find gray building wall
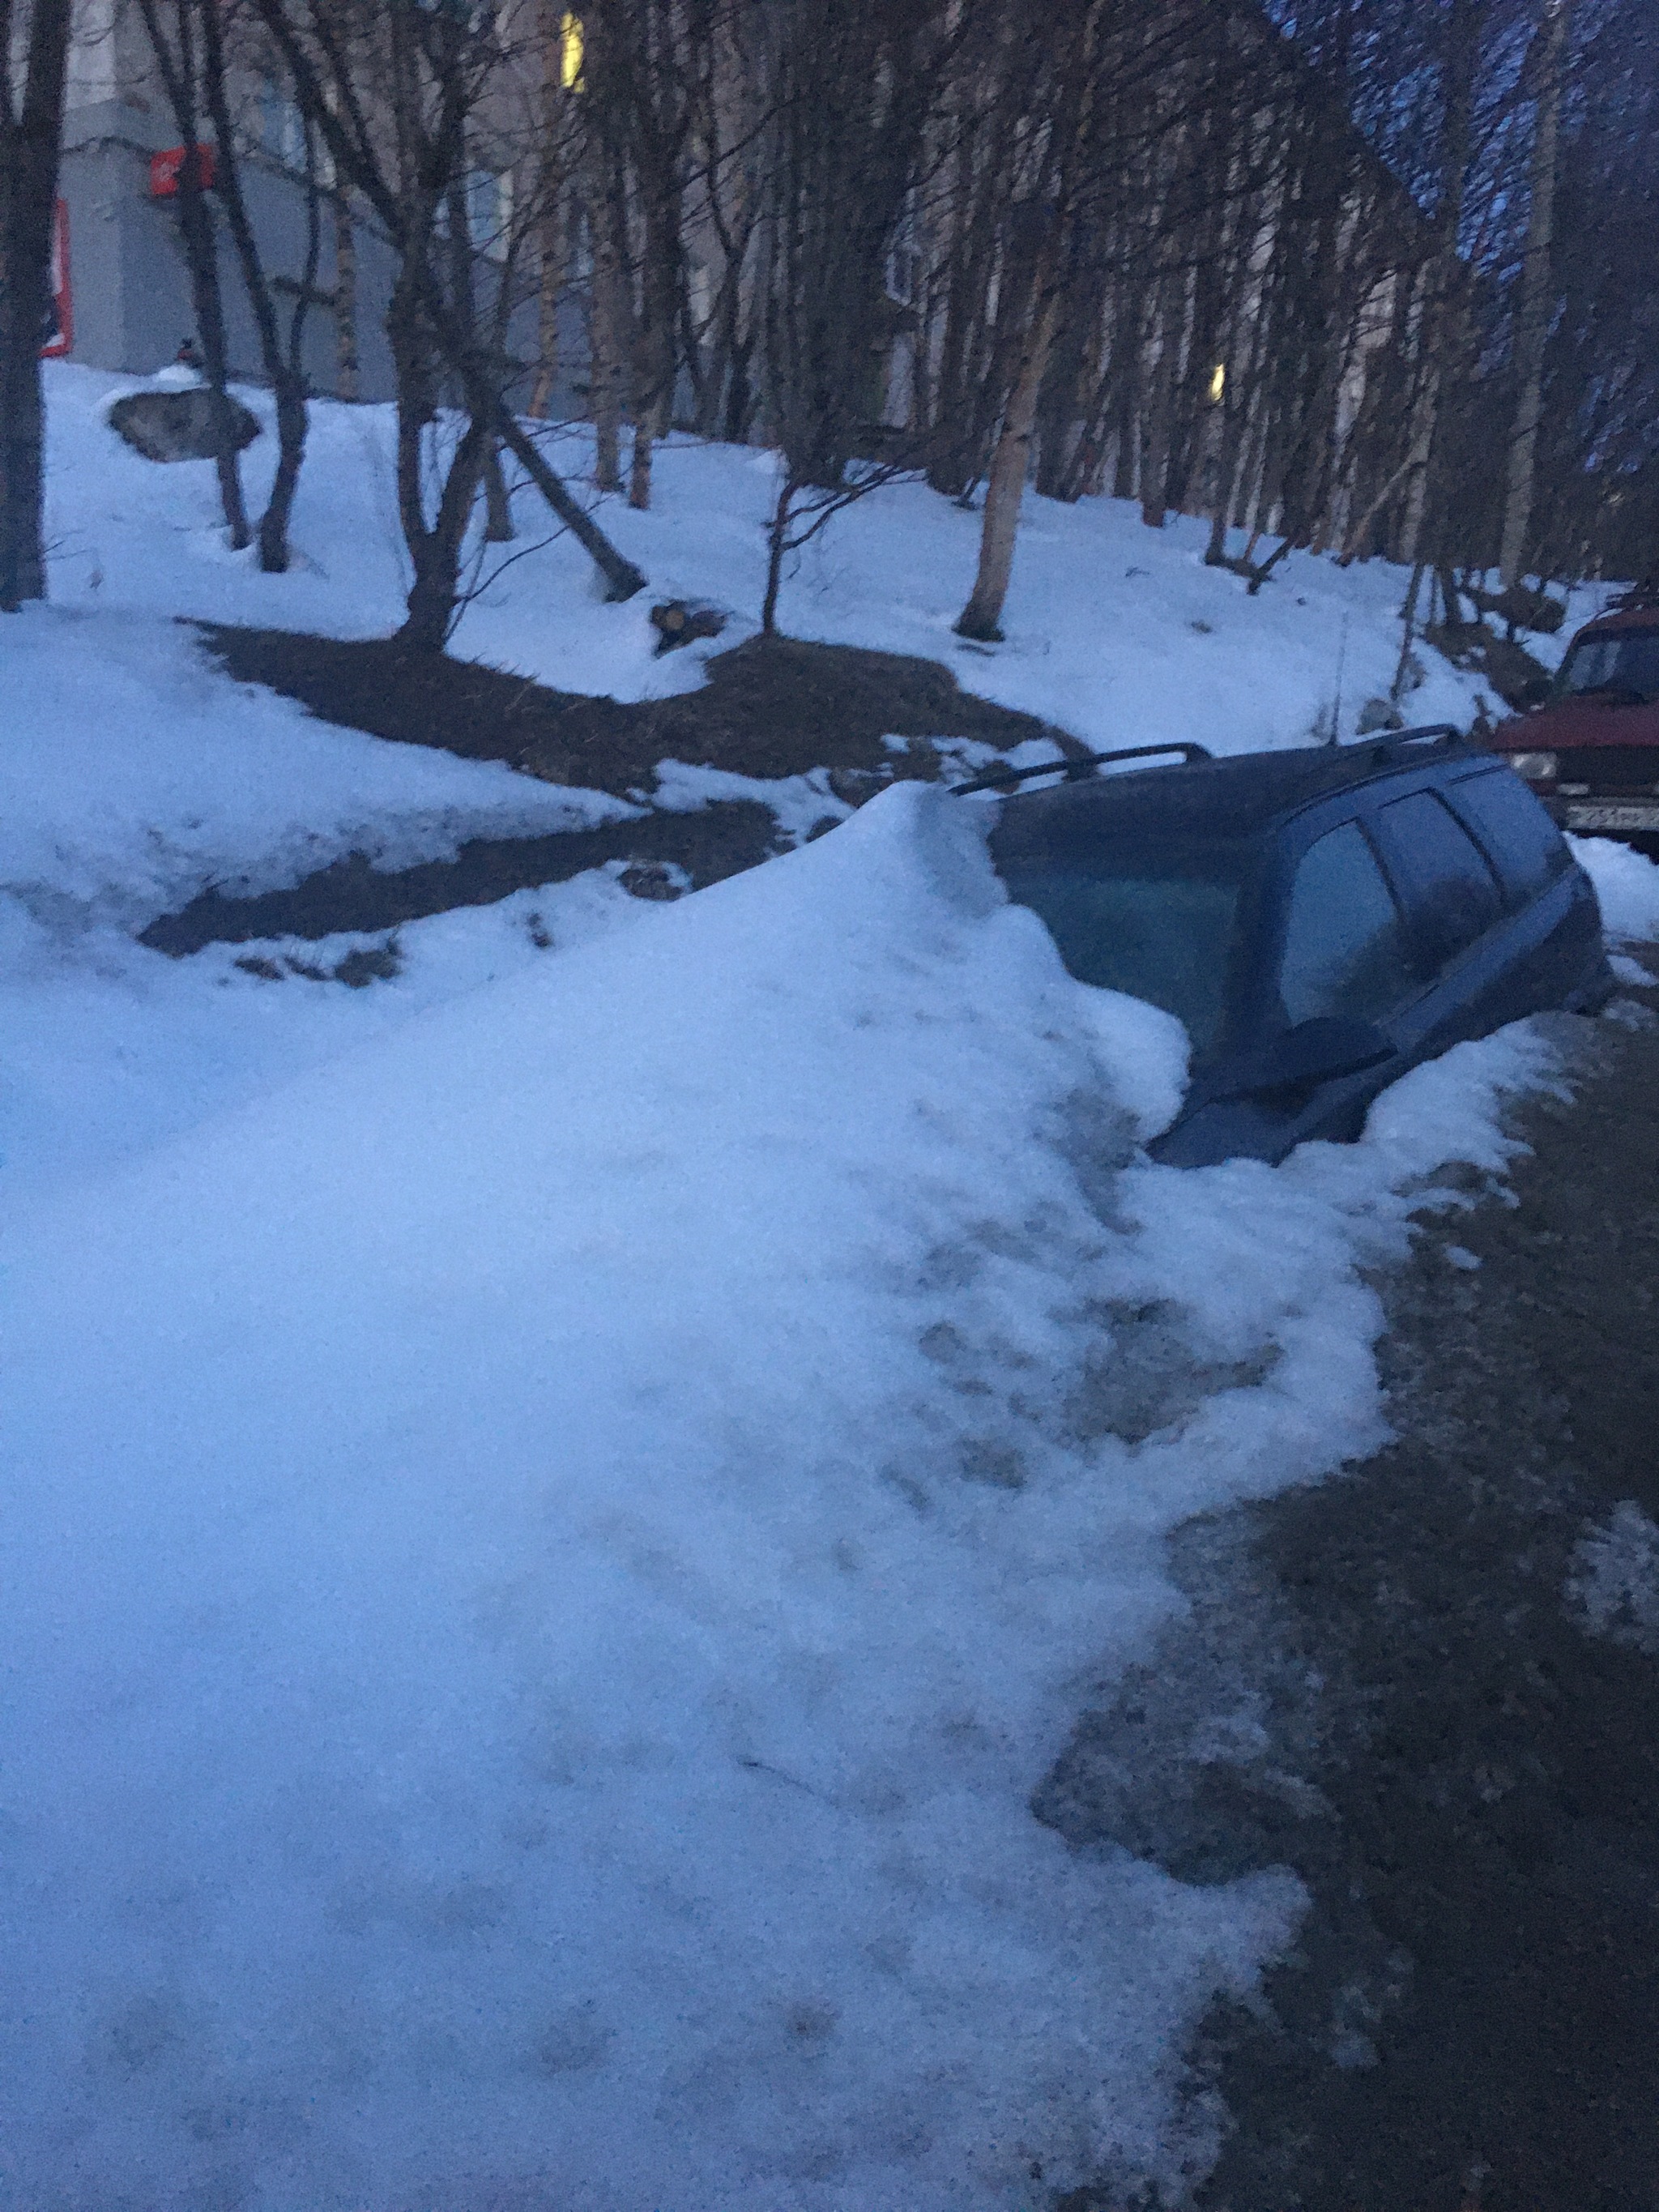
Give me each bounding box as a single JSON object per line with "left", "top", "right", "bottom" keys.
{"left": 58, "top": 100, "right": 401, "bottom": 402}
{"left": 56, "top": 100, "right": 587, "bottom": 425}
{"left": 52, "top": 1, "right": 592, "bottom": 418}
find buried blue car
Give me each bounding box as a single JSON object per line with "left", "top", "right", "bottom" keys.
{"left": 963, "top": 729, "right": 1614, "bottom": 1168}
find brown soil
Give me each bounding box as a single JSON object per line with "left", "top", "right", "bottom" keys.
{"left": 151, "top": 624, "right": 1077, "bottom": 950}
{"left": 139, "top": 801, "right": 786, "bottom": 954}
{"left": 191, "top": 621, "right": 1074, "bottom": 795}
{"left": 1425, "top": 619, "right": 1552, "bottom": 715}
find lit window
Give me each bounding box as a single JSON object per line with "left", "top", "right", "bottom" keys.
{"left": 561, "top": 11, "right": 584, "bottom": 90}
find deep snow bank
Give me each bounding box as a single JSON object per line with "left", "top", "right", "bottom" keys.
{"left": 0, "top": 784, "right": 1567, "bottom": 2208}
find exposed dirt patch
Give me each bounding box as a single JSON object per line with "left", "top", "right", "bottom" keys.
{"left": 1425, "top": 619, "right": 1552, "bottom": 715}
{"left": 140, "top": 801, "right": 784, "bottom": 954}
{"left": 1041, "top": 953, "right": 1659, "bottom": 2212}
{"left": 154, "top": 624, "right": 1077, "bottom": 950}
{"left": 191, "top": 622, "right": 1074, "bottom": 793}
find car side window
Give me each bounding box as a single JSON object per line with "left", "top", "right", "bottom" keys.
{"left": 1443, "top": 770, "right": 1569, "bottom": 903}
{"left": 1376, "top": 789, "right": 1505, "bottom": 974}
{"left": 1279, "top": 821, "right": 1418, "bottom": 1027}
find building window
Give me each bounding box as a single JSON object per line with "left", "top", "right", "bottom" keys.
{"left": 258, "top": 82, "right": 305, "bottom": 170}
{"left": 561, "top": 12, "right": 584, "bottom": 91}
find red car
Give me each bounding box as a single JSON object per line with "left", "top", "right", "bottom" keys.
{"left": 1493, "top": 588, "right": 1659, "bottom": 854}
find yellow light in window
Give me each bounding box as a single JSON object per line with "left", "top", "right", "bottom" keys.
{"left": 560, "top": 11, "right": 584, "bottom": 90}
{"left": 1209, "top": 362, "right": 1226, "bottom": 404}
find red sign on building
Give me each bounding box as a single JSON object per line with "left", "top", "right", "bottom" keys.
{"left": 41, "top": 199, "right": 72, "bottom": 359}
{"left": 149, "top": 143, "right": 217, "bottom": 198}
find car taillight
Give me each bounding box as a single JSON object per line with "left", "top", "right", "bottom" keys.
{"left": 1504, "top": 750, "right": 1558, "bottom": 781}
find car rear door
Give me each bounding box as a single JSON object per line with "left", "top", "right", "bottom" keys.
{"left": 1248, "top": 809, "right": 1419, "bottom": 1150}
{"left": 1157, "top": 804, "right": 1419, "bottom": 1164}
{"left": 1366, "top": 779, "right": 1539, "bottom": 1061}
{"left": 1438, "top": 766, "right": 1610, "bottom": 1012}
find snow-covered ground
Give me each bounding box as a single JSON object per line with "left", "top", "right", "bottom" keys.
{"left": 5, "top": 362, "right": 1659, "bottom": 2209}
{"left": 49, "top": 358, "right": 1491, "bottom": 741}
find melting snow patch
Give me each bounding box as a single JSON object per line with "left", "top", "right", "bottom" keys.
{"left": 1567, "top": 1502, "right": 1659, "bottom": 1655}
{"left": 1571, "top": 835, "right": 1659, "bottom": 946}
{"left": 0, "top": 604, "right": 635, "bottom": 936}
{"left": 644, "top": 754, "right": 853, "bottom": 839}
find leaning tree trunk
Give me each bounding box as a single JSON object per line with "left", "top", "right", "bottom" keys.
{"left": 955, "top": 290, "right": 1060, "bottom": 643}
{"left": 1499, "top": 0, "right": 1570, "bottom": 598}
{"left": 413, "top": 265, "right": 647, "bottom": 604}
{"left": 0, "top": 0, "right": 75, "bottom": 609}
{"left": 198, "top": 0, "right": 319, "bottom": 574}
{"left": 133, "top": 0, "right": 254, "bottom": 551}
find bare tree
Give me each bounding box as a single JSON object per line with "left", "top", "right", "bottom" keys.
{"left": 1499, "top": 0, "right": 1571, "bottom": 598}
{"left": 133, "top": 0, "right": 254, "bottom": 548}
{"left": 743, "top": 0, "right": 946, "bottom": 629}
{"left": 99, "top": 0, "right": 1641, "bottom": 644}
{"left": 250, "top": 0, "right": 643, "bottom": 645}
{"left": 955, "top": 243, "right": 1060, "bottom": 640}
{"left": 584, "top": 0, "right": 697, "bottom": 509}
{"left": 195, "top": 0, "right": 324, "bottom": 571}
{"left": 0, "top": 0, "right": 75, "bottom": 607}
{"left": 332, "top": 185, "right": 361, "bottom": 400}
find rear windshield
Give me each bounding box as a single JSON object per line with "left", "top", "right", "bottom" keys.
{"left": 1445, "top": 769, "right": 1569, "bottom": 901}
{"left": 1556, "top": 630, "right": 1659, "bottom": 705}
{"left": 996, "top": 840, "right": 1250, "bottom": 1056}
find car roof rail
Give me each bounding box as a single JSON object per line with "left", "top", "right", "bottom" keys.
{"left": 1380, "top": 723, "right": 1469, "bottom": 761}
{"left": 1334, "top": 722, "right": 1467, "bottom": 767}
{"left": 950, "top": 740, "right": 1213, "bottom": 796}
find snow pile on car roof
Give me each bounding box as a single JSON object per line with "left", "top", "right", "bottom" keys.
{"left": 0, "top": 780, "right": 1566, "bottom": 2208}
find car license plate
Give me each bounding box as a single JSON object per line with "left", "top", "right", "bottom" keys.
{"left": 1562, "top": 803, "right": 1659, "bottom": 831}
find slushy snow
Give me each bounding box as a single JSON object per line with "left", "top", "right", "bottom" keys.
{"left": 2, "top": 361, "right": 1654, "bottom": 2207}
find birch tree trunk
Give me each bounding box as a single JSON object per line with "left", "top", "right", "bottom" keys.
{"left": 954, "top": 291, "right": 1059, "bottom": 643}
{"left": 527, "top": 0, "right": 567, "bottom": 421}
{"left": 1401, "top": 0, "right": 1478, "bottom": 570}
{"left": 1499, "top": 0, "right": 1570, "bottom": 596}
{"left": 1396, "top": 273, "right": 1443, "bottom": 569}
{"left": 1139, "top": 275, "right": 1183, "bottom": 530}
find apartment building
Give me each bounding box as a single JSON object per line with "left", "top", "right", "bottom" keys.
{"left": 54, "top": 0, "right": 399, "bottom": 395}
{"left": 53, "top": 0, "right": 581, "bottom": 412}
